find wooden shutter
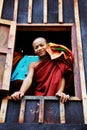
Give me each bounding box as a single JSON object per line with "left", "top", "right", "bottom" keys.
{"left": 0, "top": 19, "right": 16, "bottom": 96}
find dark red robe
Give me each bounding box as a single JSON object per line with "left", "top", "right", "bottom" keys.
{"left": 33, "top": 54, "right": 73, "bottom": 96}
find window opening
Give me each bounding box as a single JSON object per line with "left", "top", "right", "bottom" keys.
{"left": 9, "top": 26, "right": 75, "bottom": 97}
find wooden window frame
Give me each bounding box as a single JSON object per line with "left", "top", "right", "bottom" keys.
{"left": 17, "top": 23, "right": 81, "bottom": 99}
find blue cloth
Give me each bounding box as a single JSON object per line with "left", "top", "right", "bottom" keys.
{"left": 11, "top": 55, "right": 39, "bottom": 81}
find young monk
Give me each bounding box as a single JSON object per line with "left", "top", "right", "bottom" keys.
{"left": 11, "top": 37, "right": 73, "bottom": 103}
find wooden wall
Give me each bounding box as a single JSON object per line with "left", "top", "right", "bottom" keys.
{"left": 0, "top": 0, "right": 87, "bottom": 129}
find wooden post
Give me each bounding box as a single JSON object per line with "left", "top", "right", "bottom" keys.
{"left": 13, "top": 0, "right": 18, "bottom": 21}
{"left": 43, "top": 0, "right": 47, "bottom": 23}
{"left": 60, "top": 101, "right": 65, "bottom": 123}
{"left": 74, "top": 0, "right": 87, "bottom": 124}
{"left": 0, "top": 0, "right": 4, "bottom": 18}
{"left": 19, "top": 98, "right": 26, "bottom": 123}
{"left": 58, "top": 0, "right": 63, "bottom": 23}
{"left": 0, "top": 98, "right": 8, "bottom": 123}
{"left": 38, "top": 99, "right": 44, "bottom": 123}
{"left": 28, "top": 0, "right": 33, "bottom": 23}
{"left": 71, "top": 24, "right": 82, "bottom": 98}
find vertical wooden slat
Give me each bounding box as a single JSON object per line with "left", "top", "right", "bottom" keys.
{"left": 74, "top": 0, "right": 87, "bottom": 124}
{"left": 28, "top": 0, "right": 33, "bottom": 23}
{"left": 60, "top": 101, "right": 65, "bottom": 123}
{"left": 58, "top": 0, "right": 63, "bottom": 23}
{"left": 0, "top": 98, "right": 8, "bottom": 123}
{"left": 43, "top": 0, "right": 47, "bottom": 23}
{"left": 8, "top": 21, "right": 16, "bottom": 48}
{"left": 19, "top": 99, "right": 26, "bottom": 123}
{"left": 38, "top": 99, "right": 44, "bottom": 123}
{"left": 13, "top": 0, "right": 18, "bottom": 21}
{"left": 71, "top": 25, "right": 81, "bottom": 98}
{"left": 0, "top": 0, "right": 4, "bottom": 18}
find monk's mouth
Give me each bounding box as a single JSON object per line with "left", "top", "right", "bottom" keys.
{"left": 38, "top": 51, "right": 44, "bottom": 55}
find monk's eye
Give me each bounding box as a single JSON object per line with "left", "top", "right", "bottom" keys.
{"left": 40, "top": 44, "right": 44, "bottom": 47}
{"left": 34, "top": 46, "right": 38, "bottom": 49}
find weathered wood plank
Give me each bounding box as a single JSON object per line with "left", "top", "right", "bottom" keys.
{"left": 0, "top": 19, "right": 12, "bottom": 25}
{"left": 60, "top": 101, "right": 65, "bottom": 123}
{"left": 0, "top": 26, "right": 9, "bottom": 48}
{"left": 0, "top": 98, "right": 8, "bottom": 123}
{"left": 71, "top": 24, "right": 81, "bottom": 98}
{"left": 58, "top": 0, "right": 63, "bottom": 23}
{"left": 13, "top": 0, "right": 18, "bottom": 21}
{"left": 65, "top": 101, "right": 84, "bottom": 124}
{"left": 63, "top": 0, "right": 74, "bottom": 23}
{"left": 19, "top": 98, "right": 26, "bottom": 123}
{"left": 74, "top": 0, "right": 87, "bottom": 124}
{"left": 0, "top": 47, "right": 9, "bottom": 54}
{"left": 8, "top": 96, "right": 81, "bottom": 101}
{"left": 0, "top": 0, "right": 4, "bottom": 18}
{"left": 28, "top": 0, "right": 33, "bottom": 23}
{"left": 8, "top": 21, "right": 16, "bottom": 48}
{"left": 17, "top": 23, "right": 73, "bottom": 26}
{"left": 43, "top": 0, "right": 47, "bottom": 23}
{"left": 38, "top": 99, "right": 44, "bottom": 123}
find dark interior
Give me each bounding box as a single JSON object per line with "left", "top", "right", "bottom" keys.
{"left": 15, "top": 30, "right": 71, "bottom": 55}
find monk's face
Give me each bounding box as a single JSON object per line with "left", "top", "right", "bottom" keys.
{"left": 32, "top": 38, "right": 47, "bottom": 57}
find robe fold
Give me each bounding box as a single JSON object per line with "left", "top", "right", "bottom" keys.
{"left": 33, "top": 43, "right": 73, "bottom": 96}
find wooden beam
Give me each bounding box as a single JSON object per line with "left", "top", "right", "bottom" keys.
{"left": 0, "top": 0, "right": 4, "bottom": 18}
{"left": 43, "top": 0, "right": 47, "bottom": 23}
{"left": 17, "top": 23, "right": 73, "bottom": 27}
{"left": 0, "top": 47, "right": 9, "bottom": 54}
{"left": 0, "top": 19, "right": 16, "bottom": 26}
{"left": 74, "top": 0, "right": 87, "bottom": 124}
{"left": 0, "top": 19, "right": 12, "bottom": 25}
{"left": 28, "top": 0, "right": 33, "bottom": 23}
{"left": 8, "top": 96, "right": 81, "bottom": 101}
{"left": 58, "top": 0, "right": 63, "bottom": 23}
{"left": 19, "top": 98, "right": 26, "bottom": 123}
{"left": 13, "top": 0, "right": 18, "bottom": 21}
{"left": 0, "top": 98, "right": 8, "bottom": 123}
{"left": 17, "top": 23, "right": 72, "bottom": 32}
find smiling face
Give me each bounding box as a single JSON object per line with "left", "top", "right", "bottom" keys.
{"left": 32, "top": 37, "right": 48, "bottom": 57}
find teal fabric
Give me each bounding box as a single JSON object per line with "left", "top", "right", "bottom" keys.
{"left": 11, "top": 55, "right": 39, "bottom": 81}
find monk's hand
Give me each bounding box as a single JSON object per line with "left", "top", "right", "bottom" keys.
{"left": 56, "top": 91, "right": 70, "bottom": 103}
{"left": 11, "top": 91, "right": 24, "bottom": 101}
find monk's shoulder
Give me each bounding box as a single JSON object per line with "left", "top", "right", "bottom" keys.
{"left": 29, "top": 61, "right": 39, "bottom": 68}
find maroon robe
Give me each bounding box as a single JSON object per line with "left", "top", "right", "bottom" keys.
{"left": 33, "top": 54, "right": 73, "bottom": 96}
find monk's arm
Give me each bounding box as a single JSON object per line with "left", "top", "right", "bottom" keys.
{"left": 58, "top": 77, "right": 65, "bottom": 92}
{"left": 11, "top": 63, "right": 34, "bottom": 100}
{"left": 19, "top": 64, "right": 34, "bottom": 94}
{"left": 56, "top": 77, "right": 70, "bottom": 103}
